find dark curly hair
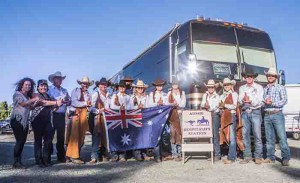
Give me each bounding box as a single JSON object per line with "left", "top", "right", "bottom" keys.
{"left": 15, "top": 77, "right": 36, "bottom": 98}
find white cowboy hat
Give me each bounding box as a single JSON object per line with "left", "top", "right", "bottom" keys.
{"left": 219, "top": 78, "right": 236, "bottom": 87}
{"left": 264, "top": 67, "right": 280, "bottom": 76}
{"left": 204, "top": 79, "right": 219, "bottom": 88}
{"left": 132, "top": 80, "right": 148, "bottom": 88}
{"left": 77, "top": 76, "right": 94, "bottom": 86}
{"left": 48, "top": 71, "right": 66, "bottom": 83}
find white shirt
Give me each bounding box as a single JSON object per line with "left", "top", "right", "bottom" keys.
{"left": 167, "top": 90, "right": 186, "bottom": 109}
{"left": 91, "top": 89, "right": 111, "bottom": 114}
{"left": 110, "top": 92, "right": 132, "bottom": 110}
{"left": 238, "top": 82, "right": 264, "bottom": 109}
{"left": 219, "top": 90, "right": 238, "bottom": 113}
{"left": 147, "top": 91, "right": 168, "bottom": 107}
{"left": 201, "top": 91, "right": 220, "bottom": 113}
{"left": 69, "top": 87, "right": 91, "bottom": 111}
{"left": 47, "top": 85, "right": 70, "bottom": 113}
{"left": 131, "top": 94, "right": 148, "bottom": 109}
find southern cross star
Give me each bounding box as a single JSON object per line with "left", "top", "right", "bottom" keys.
{"left": 121, "top": 133, "right": 131, "bottom": 146}
{"left": 158, "top": 109, "right": 163, "bottom": 113}
{"left": 147, "top": 120, "right": 153, "bottom": 126}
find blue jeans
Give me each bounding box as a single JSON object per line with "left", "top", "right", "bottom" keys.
{"left": 212, "top": 113, "right": 221, "bottom": 158}
{"left": 242, "top": 109, "right": 263, "bottom": 158}
{"left": 228, "top": 114, "right": 237, "bottom": 160}
{"left": 91, "top": 133, "right": 100, "bottom": 160}
{"left": 171, "top": 144, "right": 182, "bottom": 158}
{"left": 264, "top": 111, "right": 290, "bottom": 161}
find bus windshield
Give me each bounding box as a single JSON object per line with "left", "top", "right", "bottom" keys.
{"left": 191, "top": 23, "right": 276, "bottom": 81}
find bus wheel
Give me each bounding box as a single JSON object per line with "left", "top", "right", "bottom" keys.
{"left": 292, "top": 132, "right": 300, "bottom": 140}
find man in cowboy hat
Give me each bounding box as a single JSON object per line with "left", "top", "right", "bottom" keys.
{"left": 88, "top": 77, "right": 111, "bottom": 164}
{"left": 262, "top": 67, "right": 290, "bottom": 166}
{"left": 110, "top": 80, "right": 132, "bottom": 162}
{"left": 201, "top": 79, "right": 221, "bottom": 161}
{"left": 147, "top": 78, "right": 169, "bottom": 162}
{"left": 47, "top": 71, "right": 70, "bottom": 163}
{"left": 66, "top": 76, "right": 94, "bottom": 164}
{"left": 238, "top": 67, "right": 264, "bottom": 165}
{"left": 121, "top": 76, "right": 135, "bottom": 95}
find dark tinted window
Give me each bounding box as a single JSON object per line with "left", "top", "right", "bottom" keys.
{"left": 192, "top": 23, "right": 236, "bottom": 44}
{"left": 236, "top": 29, "right": 273, "bottom": 50}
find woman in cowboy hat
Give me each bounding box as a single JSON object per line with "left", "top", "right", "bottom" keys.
{"left": 88, "top": 77, "right": 111, "bottom": 164}
{"left": 66, "top": 76, "right": 94, "bottom": 164}
{"left": 110, "top": 80, "right": 132, "bottom": 162}
{"left": 218, "top": 78, "right": 238, "bottom": 164}
{"left": 130, "top": 79, "right": 150, "bottom": 161}
{"left": 147, "top": 78, "right": 168, "bottom": 162}
{"left": 201, "top": 79, "right": 221, "bottom": 161}
{"left": 166, "top": 77, "right": 186, "bottom": 161}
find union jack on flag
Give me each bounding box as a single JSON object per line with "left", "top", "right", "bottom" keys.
{"left": 104, "top": 108, "right": 142, "bottom": 129}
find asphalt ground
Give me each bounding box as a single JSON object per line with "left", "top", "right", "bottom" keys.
{"left": 0, "top": 133, "right": 299, "bottom": 183}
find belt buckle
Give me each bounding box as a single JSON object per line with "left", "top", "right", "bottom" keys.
{"left": 246, "top": 109, "right": 252, "bottom": 113}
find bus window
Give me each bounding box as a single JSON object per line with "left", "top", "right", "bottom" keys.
{"left": 191, "top": 23, "right": 238, "bottom": 63}
{"left": 236, "top": 29, "right": 273, "bottom": 50}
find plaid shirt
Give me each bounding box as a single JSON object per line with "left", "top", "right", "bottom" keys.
{"left": 263, "top": 83, "right": 288, "bottom": 111}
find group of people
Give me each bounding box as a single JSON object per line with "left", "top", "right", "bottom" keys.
{"left": 9, "top": 66, "right": 290, "bottom": 169}
{"left": 202, "top": 67, "right": 290, "bottom": 166}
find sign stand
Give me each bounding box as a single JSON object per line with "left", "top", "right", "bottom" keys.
{"left": 181, "top": 110, "right": 214, "bottom": 165}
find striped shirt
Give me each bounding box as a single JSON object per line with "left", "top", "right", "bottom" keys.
{"left": 263, "top": 83, "right": 288, "bottom": 111}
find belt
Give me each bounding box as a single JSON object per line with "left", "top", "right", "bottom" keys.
{"left": 53, "top": 112, "right": 65, "bottom": 115}
{"left": 264, "top": 110, "right": 281, "bottom": 115}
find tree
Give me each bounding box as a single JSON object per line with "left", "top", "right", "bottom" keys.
{"left": 0, "top": 101, "right": 10, "bottom": 120}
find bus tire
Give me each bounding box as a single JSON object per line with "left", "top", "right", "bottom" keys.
{"left": 292, "top": 132, "right": 300, "bottom": 140}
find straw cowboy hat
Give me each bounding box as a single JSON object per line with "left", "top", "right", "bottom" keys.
{"left": 220, "top": 78, "right": 236, "bottom": 87}
{"left": 204, "top": 79, "right": 219, "bottom": 88}
{"left": 264, "top": 67, "right": 280, "bottom": 77}
{"left": 241, "top": 66, "right": 258, "bottom": 78}
{"left": 95, "top": 77, "right": 109, "bottom": 86}
{"left": 132, "top": 80, "right": 148, "bottom": 88}
{"left": 152, "top": 78, "right": 166, "bottom": 86}
{"left": 77, "top": 76, "right": 94, "bottom": 86}
{"left": 48, "top": 71, "right": 66, "bottom": 83}
{"left": 121, "top": 76, "right": 134, "bottom": 82}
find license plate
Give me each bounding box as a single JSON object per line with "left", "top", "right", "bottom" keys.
{"left": 212, "top": 63, "right": 231, "bottom": 75}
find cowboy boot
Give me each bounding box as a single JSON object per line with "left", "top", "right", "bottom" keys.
{"left": 12, "top": 157, "right": 18, "bottom": 169}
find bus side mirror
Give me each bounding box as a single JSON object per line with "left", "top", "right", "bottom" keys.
{"left": 279, "top": 70, "right": 286, "bottom": 86}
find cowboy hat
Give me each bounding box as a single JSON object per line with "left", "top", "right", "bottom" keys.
{"left": 241, "top": 66, "right": 258, "bottom": 78}
{"left": 48, "top": 71, "right": 66, "bottom": 83}
{"left": 204, "top": 79, "right": 219, "bottom": 88}
{"left": 219, "top": 78, "right": 236, "bottom": 87}
{"left": 264, "top": 67, "right": 280, "bottom": 77}
{"left": 121, "top": 76, "right": 134, "bottom": 82}
{"left": 132, "top": 80, "right": 148, "bottom": 88}
{"left": 77, "top": 76, "right": 94, "bottom": 86}
{"left": 95, "top": 77, "right": 109, "bottom": 86}
{"left": 118, "top": 80, "right": 126, "bottom": 87}
{"left": 152, "top": 78, "right": 166, "bottom": 86}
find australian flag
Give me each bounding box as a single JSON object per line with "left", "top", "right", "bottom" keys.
{"left": 104, "top": 105, "right": 173, "bottom": 152}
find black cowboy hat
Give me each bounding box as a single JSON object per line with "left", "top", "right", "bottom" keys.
{"left": 152, "top": 78, "right": 166, "bottom": 86}
{"left": 241, "top": 66, "right": 258, "bottom": 78}
{"left": 95, "top": 77, "right": 109, "bottom": 86}
{"left": 121, "top": 76, "right": 134, "bottom": 82}
{"left": 118, "top": 80, "right": 126, "bottom": 87}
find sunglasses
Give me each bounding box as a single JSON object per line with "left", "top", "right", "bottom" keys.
{"left": 267, "top": 75, "right": 276, "bottom": 78}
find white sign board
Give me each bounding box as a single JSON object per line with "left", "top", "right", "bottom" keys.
{"left": 182, "top": 110, "right": 212, "bottom": 138}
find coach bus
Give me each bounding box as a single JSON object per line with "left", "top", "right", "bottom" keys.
{"left": 109, "top": 18, "right": 285, "bottom": 109}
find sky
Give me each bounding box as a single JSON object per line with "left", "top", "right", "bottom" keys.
{"left": 0, "top": 0, "right": 299, "bottom": 104}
